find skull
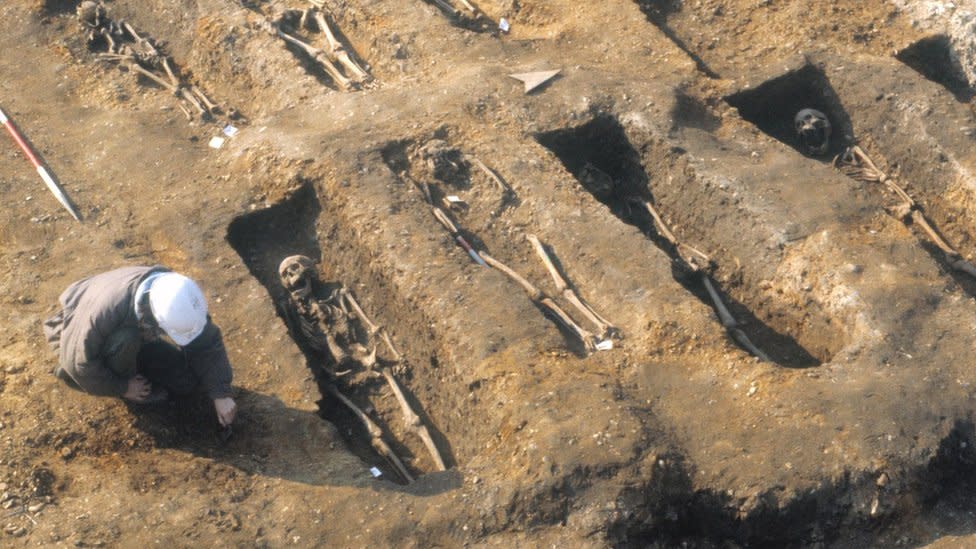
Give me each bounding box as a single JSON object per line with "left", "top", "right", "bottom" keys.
{"left": 579, "top": 162, "right": 616, "bottom": 199}
{"left": 419, "top": 139, "right": 467, "bottom": 183}
{"left": 278, "top": 255, "right": 317, "bottom": 299}
{"left": 794, "top": 108, "right": 832, "bottom": 156}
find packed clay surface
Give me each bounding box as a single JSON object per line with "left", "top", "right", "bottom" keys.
{"left": 5, "top": 1, "right": 976, "bottom": 547}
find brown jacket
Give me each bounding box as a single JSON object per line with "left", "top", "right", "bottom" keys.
{"left": 43, "top": 266, "right": 233, "bottom": 399}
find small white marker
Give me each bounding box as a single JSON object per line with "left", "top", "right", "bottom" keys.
{"left": 499, "top": 18, "right": 510, "bottom": 33}
{"left": 369, "top": 467, "right": 382, "bottom": 477}
{"left": 446, "top": 195, "right": 463, "bottom": 203}
{"left": 222, "top": 124, "right": 239, "bottom": 137}
{"left": 508, "top": 69, "right": 561, "bottom": 94}
{"left": 208, "top": 136, "right": 225, "bottom": 149}
{"left": 595, "top": 339, "right": 613, "bottom": 351}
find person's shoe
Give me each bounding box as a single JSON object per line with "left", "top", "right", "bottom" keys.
{"left": 140, "top": 386, "right": 170, "bottom": 404}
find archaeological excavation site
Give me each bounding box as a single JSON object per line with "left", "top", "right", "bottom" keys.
{"left": 7, "top": 0, "right": 976, "bottom": 546}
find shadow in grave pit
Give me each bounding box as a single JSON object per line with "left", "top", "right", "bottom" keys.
{"left": 897, "top": 35, "right": 975, "bottom": 103}
{"left": 725, "top": 63, "right": 854, "bottom": 160}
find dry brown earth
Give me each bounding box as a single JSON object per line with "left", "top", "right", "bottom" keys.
{"left": 4, "top": 0, "right": 976, "bottom": 547}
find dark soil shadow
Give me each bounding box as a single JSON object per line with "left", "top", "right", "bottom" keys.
{"left": 903, "top": 420, "right": 976, "bottom": 544}
{"left": 897, "top": 35, "right": 975, "bottom": 103}
{"left": 41, "top": 0, "right": 78, "bottom": 15}
{"left": 609, "top": 421, "right": 976, "bottom": 547}
{"left": 671, "top": 89, "right": 721, "bottom": 133}
{"left": 725, "top": 63, "right": 854, "bottom": 160}
{"left": 919, "top": 239, "right": 976, "bottom": 297}
{"left": 123, "top": 387, "right": 459, "bottom": 494}
{"left": 537, "top": 115, "right": 820, "bottom": 367}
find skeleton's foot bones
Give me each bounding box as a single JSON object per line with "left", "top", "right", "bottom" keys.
{"left": 423, "top": 0, "right": 492, "bottom": 31}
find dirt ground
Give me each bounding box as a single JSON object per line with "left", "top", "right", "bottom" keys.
{"left": 5, "top": 0, "right": 976, "bottom": 547}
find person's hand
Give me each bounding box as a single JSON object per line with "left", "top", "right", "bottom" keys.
{"left": 214, "top": 397, "right": 237, "bottom": 427}
{"left": 123, "top": 375, "right": 151, "bottom": 402}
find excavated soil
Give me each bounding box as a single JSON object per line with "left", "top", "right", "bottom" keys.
{"left": 6, "top": 0, "right": 976, "bottom": 547}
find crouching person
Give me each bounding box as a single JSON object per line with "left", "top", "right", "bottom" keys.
{"left": 43, "top": 266, "right": 237, "bottom": 427}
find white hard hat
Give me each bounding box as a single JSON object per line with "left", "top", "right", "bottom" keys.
{"left": 148, "top": 273, "right": 208, "bottom": 346}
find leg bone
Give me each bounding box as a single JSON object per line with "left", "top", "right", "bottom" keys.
{"left": 702, "top": 275, "right": 772, "bottom": 362}
{"left": 625, "top": 198, "right": 768, "bottom": 361}
{"left": 325, "top": 384, "right": 414, "bottom": 483}
{"left": 269, "top": 22, "right": 354, "bottom": 90}
{"left": 110, "top": 57, "right": 207, "bottom": 117}
{"left": 472, "top": 157, "right": 514, "bottom": 195}
{"left": 339, "top": 288, "right": 403, "bottom": 364}
{"left": 159, "top": 58, "right": 180, "bottom": 89}
{"left": 337, "top": 289, "right": 447, "bottom": 469}
{"left": 430, "top": 0, "right": 462, "bottom": 17}
{"left": 122, "top": 22, "right": 160, "bottom": 59}
{"left": 526, "top": 234, "right": 619, "bottom": 340}
{"left": 456, "top": 0, "right": 480, "bottom": 15}
{"left": 471, "top": 158, "right": 517, "bottom": 216}
{"left": 191, "top": 85, "right": 219, "bottom": 113}
{"left": 176, "top": 102, "right": 192, "bottom": 121}
{"left": 379, "top": 368, "right": 447, "bottom": 471}
{"left": 480, "top": 252, "right": 597, "bottom": 354}
{"left": 635, "top": 199, "right": 712, "bottom": 272}
{"left": 311, "top": 10, "right": 371, "bottom": 84}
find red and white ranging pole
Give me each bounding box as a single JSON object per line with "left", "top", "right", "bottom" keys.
{"left": 0, "top": 106, "right": 81, "bottom": 221}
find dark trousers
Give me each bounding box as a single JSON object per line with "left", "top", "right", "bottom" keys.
{"left": 103, "top": 327, "right": 199, "bottom": 396}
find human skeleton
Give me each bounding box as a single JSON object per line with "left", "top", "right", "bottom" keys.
{"left": 277, "top": 255, "right": 445, "bottom": 482}
{"left": 77, "top": 1, "right": 221, "bottom": 121}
